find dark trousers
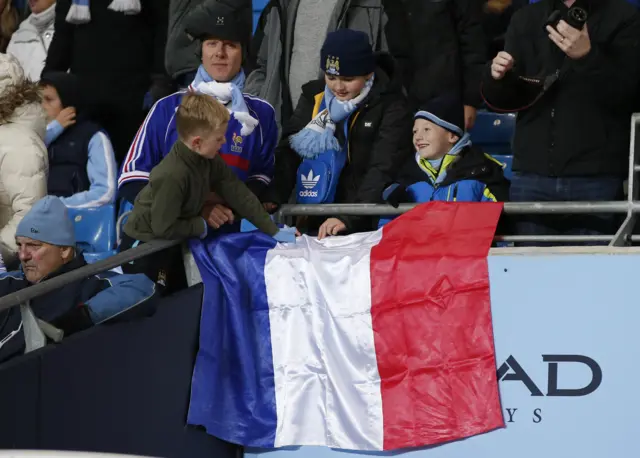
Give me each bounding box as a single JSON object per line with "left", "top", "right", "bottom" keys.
{"left": 509, "top": 172, "right": 624, "bottom": 246}
{"left": 120, "top": 234, "right": 187, "bottom": 296}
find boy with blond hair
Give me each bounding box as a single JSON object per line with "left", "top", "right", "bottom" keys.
{"left": 123, "top": 93, "right": 284, "bottom": 290}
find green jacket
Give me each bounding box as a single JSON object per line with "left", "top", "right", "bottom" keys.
{"left": 124, "top": 141, "right": 279, "bottom": 242}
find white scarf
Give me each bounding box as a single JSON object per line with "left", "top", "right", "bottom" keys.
{"left": 30, "top": 3, "right": 56, "bottom": 33}
{"left": 195, "top": 81, "right": 259, "bottom": 136}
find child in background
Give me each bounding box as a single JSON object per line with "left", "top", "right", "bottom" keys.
{"left": 123, "top": 93, "right": 290, "bottom": 291}
{"left": 379, "top": 94, "right": 509, "bottom": 227}
{"left": 40, "top": 72, "right": 117, "bottom": 208}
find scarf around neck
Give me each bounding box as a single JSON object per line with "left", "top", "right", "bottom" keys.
{"left": 66, "top": 0, "right": 141, "bottom": 25}
{"left": 417, "top": 133, "right": 472, "bottom": 185}
{"left": 290, "top": 75, "right": 374, "bottom": 159}
{"left": 30, "top": 3, "right": 56, "bottom": 32}
{"left": 192, "top": 66, "right": 259, "bottom": 136}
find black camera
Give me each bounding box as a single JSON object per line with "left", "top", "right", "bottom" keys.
{"left": 545, "top": 6, "right": 588, "bottom": 31}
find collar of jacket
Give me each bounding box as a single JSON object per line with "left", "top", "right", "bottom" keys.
{"left": 437, "top": 147, "right": 507, "bottom": 188}
{"left": 174, "top": 140, "right": 211, "bottom": 168}
{"left": 24, "top": 252, "right": 87, "bottom": 286}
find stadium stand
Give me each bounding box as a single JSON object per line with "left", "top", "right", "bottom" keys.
{"left": 67, "top": 205, "right": 117, "bottom": 264}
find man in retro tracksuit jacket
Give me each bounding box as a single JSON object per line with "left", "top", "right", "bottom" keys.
{"left": 118, "top": 0, "right": 278, "bottom": 227}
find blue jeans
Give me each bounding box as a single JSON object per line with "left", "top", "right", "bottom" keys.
{"left": 509, "top": 173, "right": 624, "bottom": 246}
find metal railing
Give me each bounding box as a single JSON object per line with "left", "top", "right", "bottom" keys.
{"left": 274, "top": 113, "right": 640, "bottom": 247}
{"left": 3, "top": 114, "right": 640, "bottom": 356}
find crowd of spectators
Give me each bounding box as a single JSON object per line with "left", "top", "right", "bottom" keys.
{"left": 0, "top": 0, "right": 638, "bottom": 349}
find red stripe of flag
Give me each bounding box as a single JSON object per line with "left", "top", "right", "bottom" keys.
{"left": 370, "top": 201, "right": 505, "bottom": 450}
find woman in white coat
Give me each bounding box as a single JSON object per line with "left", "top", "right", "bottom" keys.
{"left": 0, "top": 53, "right": 48, "bottom": 265}
{"left": 7, "top": 0, "right": 56, "bottom": 81}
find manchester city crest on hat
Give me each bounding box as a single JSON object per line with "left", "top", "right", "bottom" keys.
{"left": 325, "top": 56, "right": 340, "bottom": 76}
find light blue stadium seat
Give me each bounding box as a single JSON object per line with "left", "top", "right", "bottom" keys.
{"left": 470, "top": 111, "right": 516, "bottom": 155}
{"left": 492, "top": 154, "right": 514, "bottom": 181}
{"left": 67, "top": 204, "right": 117, "bottom": 264}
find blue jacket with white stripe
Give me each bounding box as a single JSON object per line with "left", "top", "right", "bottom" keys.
{"left": 118, "top": 71, "right": 278, "bottom": 202}
{"left": 45, "top": 120, "right": 118, "bottom": 209}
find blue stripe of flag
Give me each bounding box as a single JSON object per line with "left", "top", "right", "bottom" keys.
{"left": 188, "top": 232, "right": 278, "bottom": 447}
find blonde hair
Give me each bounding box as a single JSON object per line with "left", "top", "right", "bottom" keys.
{"left": 176, "top": 92, "right": 230, "bottom": 141}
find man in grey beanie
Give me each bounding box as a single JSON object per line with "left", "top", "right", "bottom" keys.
{"left": 0, "top": 196, "right": 157, "bottom": 364}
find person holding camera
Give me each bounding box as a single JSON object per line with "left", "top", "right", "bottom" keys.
{"left": 483, "top": 0, "right": 640, "bottom": 245}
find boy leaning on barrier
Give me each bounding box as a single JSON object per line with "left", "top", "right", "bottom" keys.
{"left": 122, "top": 93, "right": 292, "bottom": 291}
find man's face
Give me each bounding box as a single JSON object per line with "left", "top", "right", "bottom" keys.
{"left": 29, "top": 0, "right": 56, "bottom": 14}
{"left": 16, "top": 236, "right": 73, "bottom": 284}
{"left": 201, "top": 39, "right": 243, "bottom": 82}
{"left": 41, "top": 85, "right": 63, "bottom": 123}
{"left": 413, "top": 118, "right": 459, "bottom": 160}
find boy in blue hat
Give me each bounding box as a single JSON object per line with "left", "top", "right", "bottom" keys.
{"left": 379, "top": 94, "right": 509, "bottom": 227}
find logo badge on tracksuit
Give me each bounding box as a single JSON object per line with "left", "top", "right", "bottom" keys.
{"left": 299, "top": 170, "right": 320, "bottom": 197}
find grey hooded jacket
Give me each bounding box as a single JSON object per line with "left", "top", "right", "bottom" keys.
{"left": 245, "top": 0, "right": 388, "bottom": 129}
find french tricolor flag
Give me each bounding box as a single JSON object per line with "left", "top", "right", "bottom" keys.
{"left": 188, "top": 203, "right": 505, "bottom": 451}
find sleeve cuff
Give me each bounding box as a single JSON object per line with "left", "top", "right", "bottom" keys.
{"left": 571, "top": 46, "right": 600, "bottom": 74}
{"left": 200, "top": 218, "right": 208, "bottom": 239}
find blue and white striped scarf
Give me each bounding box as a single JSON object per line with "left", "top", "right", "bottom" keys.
{"left": 290, "top": 76, "right": 374, "bottom": 159}
{"left": 66, "top": 0, "right": 141, "bottom": 25}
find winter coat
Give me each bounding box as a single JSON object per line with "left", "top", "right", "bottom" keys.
{"left": 481, "top": 0, "right": 640, "bottom": 177}
{"left": 0, "top": 254, "right": 157, "bottom": 364}
{"left": 245, "top": 0, "right": 388, "bottom": 127}
{"left": 6, "top": 3, "right": 55, "bottom": 81}
{"left": 379, "top": 145, "right": 509, "bottom": 226}
{"left": 43, "top": 0, "right": 169, "bottom": 107}
{"left": 45, "top": 120, "right": 117, "bottom": 208}
{"left": 0, "top": 54, "right": 48, "bottom": 265}
{"left": 264, "top": 53, "right": 413, "bottom": 233}
{"left": 125, "top": 140, "right": 278, "bottom": 242}
{"left": 383, "top": 0, "right": 487, "bottom": 109}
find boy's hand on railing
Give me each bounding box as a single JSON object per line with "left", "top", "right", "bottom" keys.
{"left": 202, "top": 204, "right": 235, "bottom": 229}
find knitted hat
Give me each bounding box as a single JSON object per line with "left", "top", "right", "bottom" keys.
{"left": 414, "top": 94, "right": 465, "bottom": 137}
{"left": 185, "top": 0, "right": 252, "bottom": 45}
{"left": 320, "top": 29, "right": 375, "bottom": 77}
{"left": 16, "top": 196, "right": 76, "bottom": 247}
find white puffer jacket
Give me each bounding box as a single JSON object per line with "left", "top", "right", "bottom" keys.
{"left": 6, "top": 3, "right": 56, "bottom": 82}
{"left": 0, "top": 54, "right": 48, "bottom": 264}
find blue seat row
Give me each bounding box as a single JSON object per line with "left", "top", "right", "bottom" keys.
{"left": 67, "top": 204, "right": 117, "bottom": 264}
{"left": 469, "top": 110, "right": 516, "bottom": 180}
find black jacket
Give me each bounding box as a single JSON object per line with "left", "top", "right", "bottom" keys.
{"left": 383, "top": 0, "right": 487, "bottom": 108}
{"left": 264, "top": 53, "right": 413, "bottom": 232}
{"left": 0, "top": 256, "right": 104, "bottom": 364}
{"left": 43, "top": 0, "right": 169, "bottom": 105}
{"left": 482, "top": 0, "right": 640, "bottom": 177}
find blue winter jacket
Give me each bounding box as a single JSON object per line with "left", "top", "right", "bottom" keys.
{"left": 0, "top": 255, "right": 156, "bottom": 363}
{"left": 379, "top": 142, "right": 509, "bottom": 227}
